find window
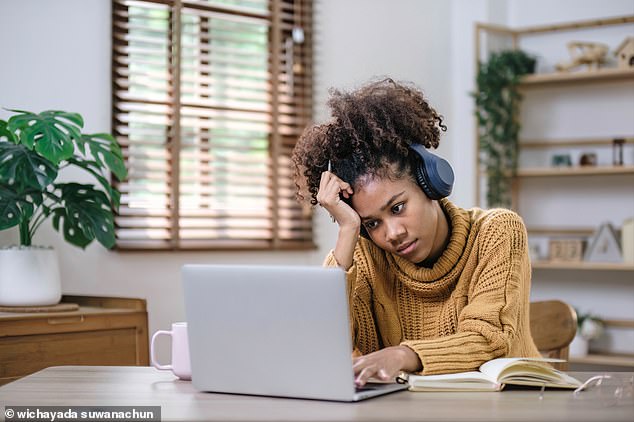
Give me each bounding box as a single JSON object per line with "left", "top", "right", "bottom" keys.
{"left": 112, "top": 0, "right": 313, "bottom": 250}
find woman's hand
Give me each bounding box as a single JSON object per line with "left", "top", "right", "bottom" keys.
{"left": 317, "top": 170, "right": 360, "bottom": 270}
{"left": 317, "top": 170, "right": 359, "bottom": 229}
{"left": 352, "top": 346, "right": 422, "bottom": 387}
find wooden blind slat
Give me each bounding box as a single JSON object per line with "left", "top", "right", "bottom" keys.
{"left": 112, "top": 0, "right": 313, "bottom": 250}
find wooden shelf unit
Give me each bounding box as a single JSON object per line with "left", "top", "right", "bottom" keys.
{"left": 519, "top": 67, "right": 634, "bottom": 87}
{"left": 520, "top": 137, "right": 634, "bottom": 149}
{"left": 570, "top": 353, "right": 634, "bottom": 369}
{"left": 474, "top": 14, "right": 634, "bottom": 205}
{"left": 516, "top": 165, "right": 634, "bottom": 177}
{"left": 528, "top": 226, "right": 634, "bottom": 271}
{"left": 475, "top": 15, "right": 634, "bottom": 268}
{"left": 476, "top": 16, "right": 634, "bottom": 362}
{"left": 0, "top": 295, "right": 149, "bottom": 386}
{"left": 532, "top": 261, "right": 634, "bottom": 271}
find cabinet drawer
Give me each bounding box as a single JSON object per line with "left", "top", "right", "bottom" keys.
{"left": 0, "top": 328, "right": 139, "bottom": 380}
{"left": 1, "top": 312, "right": 145, "bottom": 337}
{"left": 0, "top": 295, "right": 149, "bottom": 386}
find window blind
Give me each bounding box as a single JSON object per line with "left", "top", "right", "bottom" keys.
{"left": 112, "top": 0, "right": 314, "bottom": 250}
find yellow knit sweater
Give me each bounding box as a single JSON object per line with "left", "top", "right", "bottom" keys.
{"left": 324, "top": 199, "right": 541, "bottom": 375}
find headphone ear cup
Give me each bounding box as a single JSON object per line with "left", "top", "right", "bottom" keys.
{"left": 414, "top": 163, "right": 440, "bottom": 200}
{"left": 410, "top": 144, "right": 454, "bottom": 199}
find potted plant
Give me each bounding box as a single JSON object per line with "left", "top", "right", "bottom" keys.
{"left": 473, "top": 50, "right": 536, "bottom": 208}
{"left": 570, "top": 309, "right": 605, "bottom": 357}
{"left": 0, "top": 109, "right": 126, "bottom": 306}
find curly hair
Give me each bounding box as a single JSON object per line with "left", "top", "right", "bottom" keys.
{"left": 291, "top": 78, "right": 447, "bottom": 205}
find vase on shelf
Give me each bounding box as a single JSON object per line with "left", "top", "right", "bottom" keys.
{"left": 569, "top": 335, "right": 589, "bottom": 358}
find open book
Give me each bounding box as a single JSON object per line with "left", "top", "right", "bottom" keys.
{"left": 404, "top": 358, "right": 582, "bottom": 392}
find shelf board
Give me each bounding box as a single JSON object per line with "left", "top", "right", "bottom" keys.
{"left": 516, "top": 165, "right": 634, "bottom": 177}
{"left": 520, "top": 137, "right": 634, "bottom": 148}
{"left": 532, "top": 261, "right": 634, "bottom": 271}
{"left": 569, "top": 353, "right": 634, "bottom": 367}
{"left": 527, "top": 227, "right": 595, "bottom": 236}
{"left": 519, "top": 67, "right": 634, "bottom": 87}
{"left": 603, "top": 319, "right": 634, "bottom": 329}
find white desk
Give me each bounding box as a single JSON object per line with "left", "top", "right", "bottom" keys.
{"left": 0, "top": 366, "right": 632, "bottom": 421}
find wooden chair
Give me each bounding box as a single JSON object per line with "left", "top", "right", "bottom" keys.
{"left": 529, "top": 300, "right": 578, "bottom": 370}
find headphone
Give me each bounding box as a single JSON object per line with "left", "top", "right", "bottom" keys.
{"left": 358, "top": 144, "right": 454, "bottom": 239}
{"left": 409, "top": 143, "right": 454, "bottom": 200}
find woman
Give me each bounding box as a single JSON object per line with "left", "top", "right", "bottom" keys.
{"left": 291, "top": 78, "right": 540, "bottom": 386}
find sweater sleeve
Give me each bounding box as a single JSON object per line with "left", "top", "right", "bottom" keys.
{"left": 401, "top": 211, "right": 531, "bottom": 375}
{"left": 323, "top": 249, "right": 380, "bottom": 354}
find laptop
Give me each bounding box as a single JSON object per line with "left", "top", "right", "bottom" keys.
{"left": 181, "top": 264, "right": 408, "bottom": 402}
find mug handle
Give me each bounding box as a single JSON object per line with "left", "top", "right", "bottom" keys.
{"left": 151, "top": 330, "right": 173, "bottom": 371}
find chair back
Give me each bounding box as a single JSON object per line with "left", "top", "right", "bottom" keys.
{"left": 529, "top": 300, "right": 577, "bottom": 370}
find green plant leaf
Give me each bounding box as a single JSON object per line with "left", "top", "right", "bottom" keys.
{"left": 0, "top": 186, "right": 40, "bottom": 230}
{"left": 67, "top": 157, "right": 121, "bottom": 208}
{"left": 7, "top": 110, "right": 83, "bottom": 165}
{"left": 2, "top": 109, "right": 123, "bottom": 249}
{"left": 473, "top": 50, "right": 536, "bottom": 208}
{"left": 0, "top": 120, "right": 17, "bottom": 144}
{"left": 77, "top": 133, "right": 128, "bottom": 181}
{"left": 51, "top": 183, "right": 116, "bottom": 249}
{"left": 0, "top": 142, "right": 58, "bottom": 191}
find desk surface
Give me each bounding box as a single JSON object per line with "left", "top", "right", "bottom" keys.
{"left": 0, "top": 366, "right": 632, "bottom": 422}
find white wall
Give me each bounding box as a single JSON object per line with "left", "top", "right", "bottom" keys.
{"left": 1, "top": 0, "right": 633, "bottom": 360}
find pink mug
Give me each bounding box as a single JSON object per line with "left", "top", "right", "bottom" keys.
{"left": 150, "top": 322, "right": 191, "bottom": 380}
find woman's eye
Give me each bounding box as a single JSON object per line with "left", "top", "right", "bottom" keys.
{"left": 364, "top": 220, "right": 378, "bottom": 230}
{"left": 392, "top": 203, "right": 404, "bottom": 214}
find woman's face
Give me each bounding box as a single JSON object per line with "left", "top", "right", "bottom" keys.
{"left": 351, "top": 175, "right": 439, "bottom": 264}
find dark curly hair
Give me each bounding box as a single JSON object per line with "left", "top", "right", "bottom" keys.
{"left": 292, "top": 78, "right": 447, "bottom": 205}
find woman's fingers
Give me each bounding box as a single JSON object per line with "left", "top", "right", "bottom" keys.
{"left": 317, "top": 171, "right": 353, "bottom": 208}
{"left": 317, "top": 171, "right": 360, "bottom": 229}
{"left": 354, "top": 364, "right": 378, "bottom": 387}
{"left": 354, "top": 365, "right": 394, "bottom": 386}
{"left": 352, "top": 348, "right": 405, "bottom": 386}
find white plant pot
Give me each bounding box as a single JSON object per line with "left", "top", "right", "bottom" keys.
{"left": 569, "top": 334, "right": 589, "bottom": 358}
{"left": 0, "top": 247, "right": 62, "bottom": 306}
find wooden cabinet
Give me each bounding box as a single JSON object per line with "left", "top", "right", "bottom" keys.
{"left": 475, "top": 16, "right": 634, "bottom": 370}
{"left": 0, "top": 295, "right": 149, "bottom": 386}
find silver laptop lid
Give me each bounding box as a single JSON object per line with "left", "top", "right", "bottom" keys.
{"left": 182, "top": 264, "right": 357, "bottom": 401}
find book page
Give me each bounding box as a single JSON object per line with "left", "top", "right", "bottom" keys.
{"left": 407, "top": 371, "right": 501, "bottom": 391}
{"left": 479, "top": 357, "right": 564, "bottom": 380}
{"left": 480, "top": 358, "right": 580, "bottom": 388}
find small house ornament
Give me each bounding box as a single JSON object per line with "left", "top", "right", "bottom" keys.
{"left": 584, "top": 222, "right": 623, "bottom": 263}
{"left": 614, "top": 37, "right": 634, "bottom": 69}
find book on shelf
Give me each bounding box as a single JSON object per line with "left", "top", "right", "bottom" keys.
{"left": 402, "top": 357, "right": 582, "bottom": 392}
